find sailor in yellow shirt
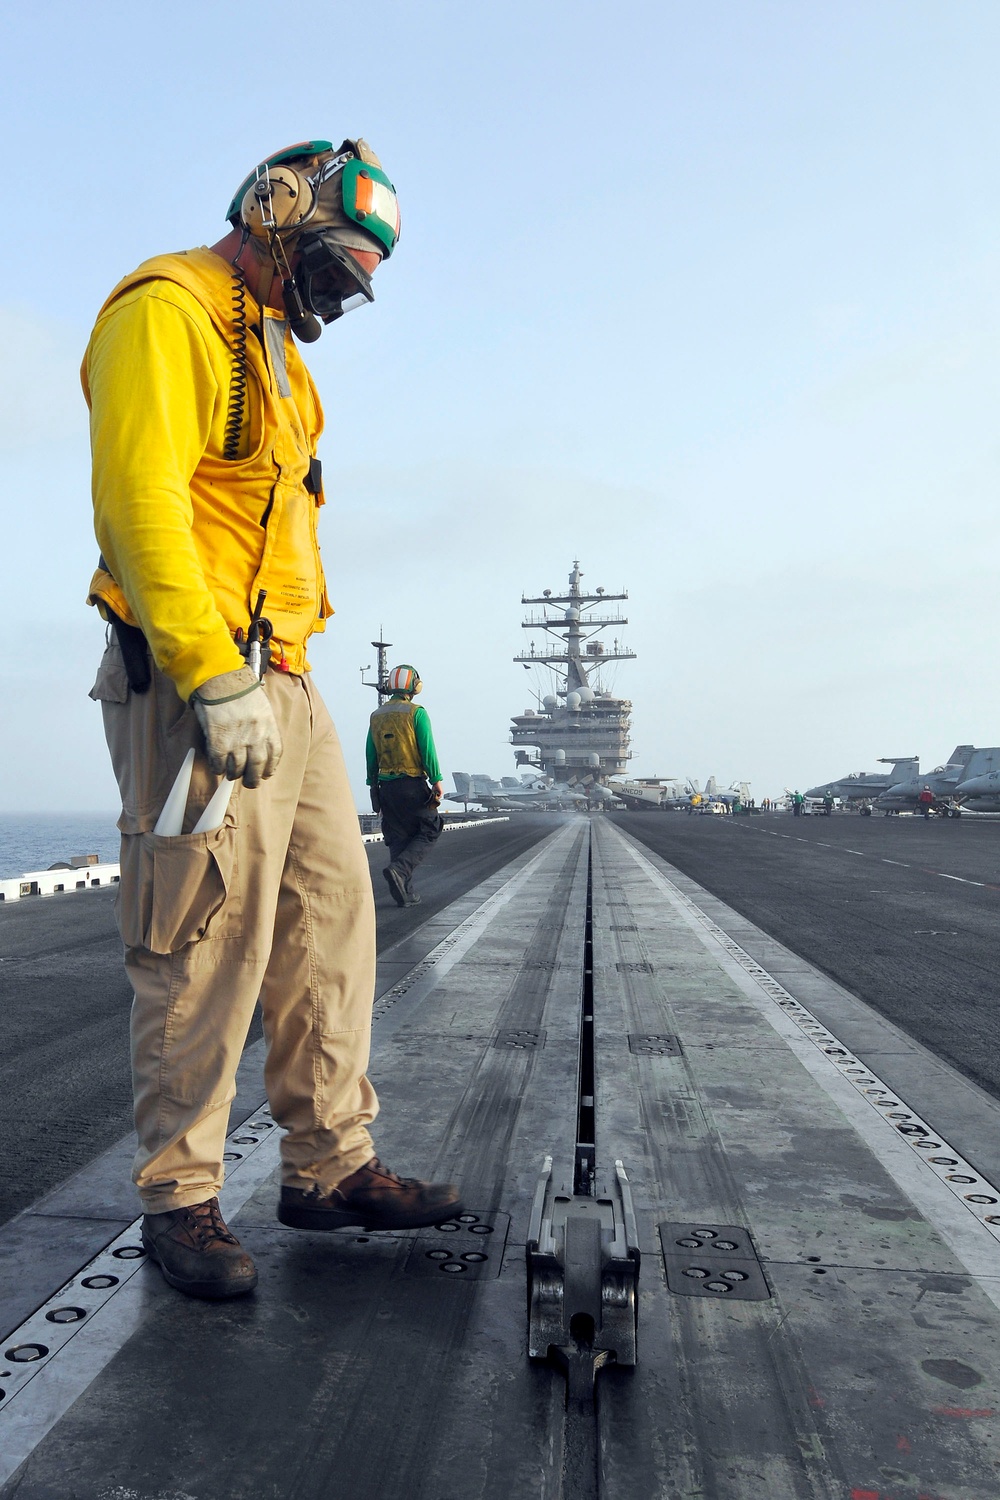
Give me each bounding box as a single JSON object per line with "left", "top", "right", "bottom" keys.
{"left": 85, "top": 139, "right": 461, "bottom": 1301}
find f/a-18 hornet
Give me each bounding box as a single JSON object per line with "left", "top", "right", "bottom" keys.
{"left": 806, "top": 757, "right": 918, "bottom": 804}
{"left": 877, "top": 746, "right": 1000, "bottom": 815}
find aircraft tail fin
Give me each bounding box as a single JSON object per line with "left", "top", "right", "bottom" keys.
{"left": 956, "top": 747, "right": 1000, "bottom": 781}
{"left": 885, "top": 757, "right": 919, "bottom": 781}
{"left": 944, "top": 746, "right": 976, "bottom": 775}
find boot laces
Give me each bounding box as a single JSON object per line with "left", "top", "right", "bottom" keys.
{"left": 184, "top": 1198, "right": 238, "bottom": 1248}
{"left": 366, "top": 1157, "right": 419, "bottom": 1189}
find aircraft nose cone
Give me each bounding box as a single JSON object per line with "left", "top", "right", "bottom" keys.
{"left": 957, "top": 775, "right": 996, "bottom": 796}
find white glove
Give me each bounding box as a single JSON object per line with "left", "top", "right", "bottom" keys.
{"left": 190, "top": 666, "right": 283, "bottom": 788}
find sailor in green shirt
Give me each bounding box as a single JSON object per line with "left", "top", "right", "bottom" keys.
{"left": 366, "top": 664, "right": 444, "bottom": 907}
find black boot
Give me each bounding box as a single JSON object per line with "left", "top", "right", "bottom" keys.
{"left": 383, "top": 865, "right": 407, "bottom": 907}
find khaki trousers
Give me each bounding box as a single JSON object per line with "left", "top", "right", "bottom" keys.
{"left": 91, "top": 643, "right": 378, "bottom": 1213}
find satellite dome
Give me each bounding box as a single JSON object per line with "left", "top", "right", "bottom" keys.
{"left": 542, "top": 694, "right": 557, "bottom": 711}
{"left": 566, "top": 692, "right": 581, "bottom": 711}
{"left": 587, "top": 753, "right": 600, "bottom": 767}
{"left": 553, "top": 749, "right": 566, "bottom": 763}
{"left": 565, "top": 607, "right": 580, "bottom": 621}
{"left": 578, "top": 686, "right": 595, "bottom": 704}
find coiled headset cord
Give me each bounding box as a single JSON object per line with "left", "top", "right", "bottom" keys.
{"left": 223, "top": 269, "right": 249, "bottom": 460}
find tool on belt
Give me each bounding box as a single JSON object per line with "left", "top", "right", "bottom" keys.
{"left": 234, "top": 590, "right": 273, "bottom": 679}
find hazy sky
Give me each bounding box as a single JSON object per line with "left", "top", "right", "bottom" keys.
{"left": 3, "top": 0, "right": 1000, "bottom": 810}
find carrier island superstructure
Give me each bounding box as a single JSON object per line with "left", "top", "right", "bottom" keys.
{"left": 509, "top": 561, "right": 635, "bottom": 796}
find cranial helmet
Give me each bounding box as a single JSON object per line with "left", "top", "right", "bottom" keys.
{"left": 386, "top": 664, "right": 421, "bottom": 695}
{"left": 226, "top": 138, "right": 400, "bottom": 339}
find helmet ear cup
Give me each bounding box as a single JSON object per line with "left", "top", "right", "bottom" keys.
{"left": 240, "top": 166, "right": 315, "bottom": 238}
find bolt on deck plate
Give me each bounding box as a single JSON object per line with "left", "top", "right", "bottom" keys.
{"left": 617, "top": 960, "right": 654, "bottom": 973}
{"left": 659, "top": 1222, "right": 771, "bottom": 1300}
{"left": 402, "top": 1211, "right": 510, "bottom": 1279}
{"left": 494, "top": 1028, "right": 547, "bottom": 1049}
{"left": 629, "top": 1033, "right": 683, "bottom": 1056}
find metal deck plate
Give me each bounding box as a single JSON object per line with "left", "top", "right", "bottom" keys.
{"left": 628, "top": 1033, "right": 682, "bottom": 1056}
{"left": 402, "top": 1211, "right": 510, "bottom": 1279}
{"left": 659, "top": 1222, "right": 771, "bottom": 1300}
{"left": 494, "top": 1028, "right": 547, "bottom": 1049}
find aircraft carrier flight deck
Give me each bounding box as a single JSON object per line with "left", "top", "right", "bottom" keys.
{"left": 2, "top": 809, "right": 1000, "bottom": 1498}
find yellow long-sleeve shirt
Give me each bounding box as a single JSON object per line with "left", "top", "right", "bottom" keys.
{"left": 84, "top": 247, "right": 331, "bottom": 701}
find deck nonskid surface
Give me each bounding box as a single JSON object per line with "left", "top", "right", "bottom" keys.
{"left": 2, "top": 816, "right": 999, "bottom": 1497}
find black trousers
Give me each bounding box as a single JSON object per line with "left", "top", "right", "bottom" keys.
{"left": 378, "top": 777, "right": 443, "bottom": 887}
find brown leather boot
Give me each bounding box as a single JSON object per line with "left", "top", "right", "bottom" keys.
{"left": 142, "top": 1198, "right": 258, "bottom": 1299}
{"left": 278, "top": 1158, "right": 462, "bottom": 1232}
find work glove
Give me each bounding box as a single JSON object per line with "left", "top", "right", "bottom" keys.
{"left": 190, "top": 666, "right": 283, "bottom": 788}
{"left": 370, "top": 786, "right": 381, "bottom": 814}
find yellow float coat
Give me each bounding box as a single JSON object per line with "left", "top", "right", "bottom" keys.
{"left": 368, "top": 699, "right": 425, "bottom": 779}
{"left": 83, "top": 247, "right": 331, "bottom": 701}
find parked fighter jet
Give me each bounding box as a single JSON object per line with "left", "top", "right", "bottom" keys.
{"left": 952, "top": 759, "right": 1000, "bottom": 812}
{"left": 701, "top": 777, "right": 751, "bottom": 808}
{"left": 806, "top": 758, "right": 918, "bottom": 803}
{"left": 877, "top": 746, "right": 1000, "bottom": 814}
{"left": 447, "top": 771, "right": 587, "bottom": 811}
{"left": 953, "top": 770, "right": 1000, "bottom": 812}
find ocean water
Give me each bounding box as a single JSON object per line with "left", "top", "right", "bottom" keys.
{"left": 0, "top": 814, "right": 120, "bottom": 879}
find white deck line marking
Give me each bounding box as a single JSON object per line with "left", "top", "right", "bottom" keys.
{"left": 609, "top": 826, "right": 1000, "bottom": 1301}
{"left": 0, "top": 822, "right": 577, "bottom": 1485}
{"left": 767, "top": 836, "right": 991, "bottom": 889}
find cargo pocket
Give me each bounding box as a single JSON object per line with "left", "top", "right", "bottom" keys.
{"left": 88, "top": 642, "right": 130, "bottom": 704}
{"left": 117, "top": 822, "right": 242, "bottom": 954}
{"left": 420, "top": 807, "right": 444, "bottom": 843}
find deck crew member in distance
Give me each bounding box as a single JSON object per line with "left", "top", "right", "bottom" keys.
{"left": 85, "top": 138, "right": 462, "bottom": 1300}
{"left": 367, "top": 665, "right": 444, "bottom": 906}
